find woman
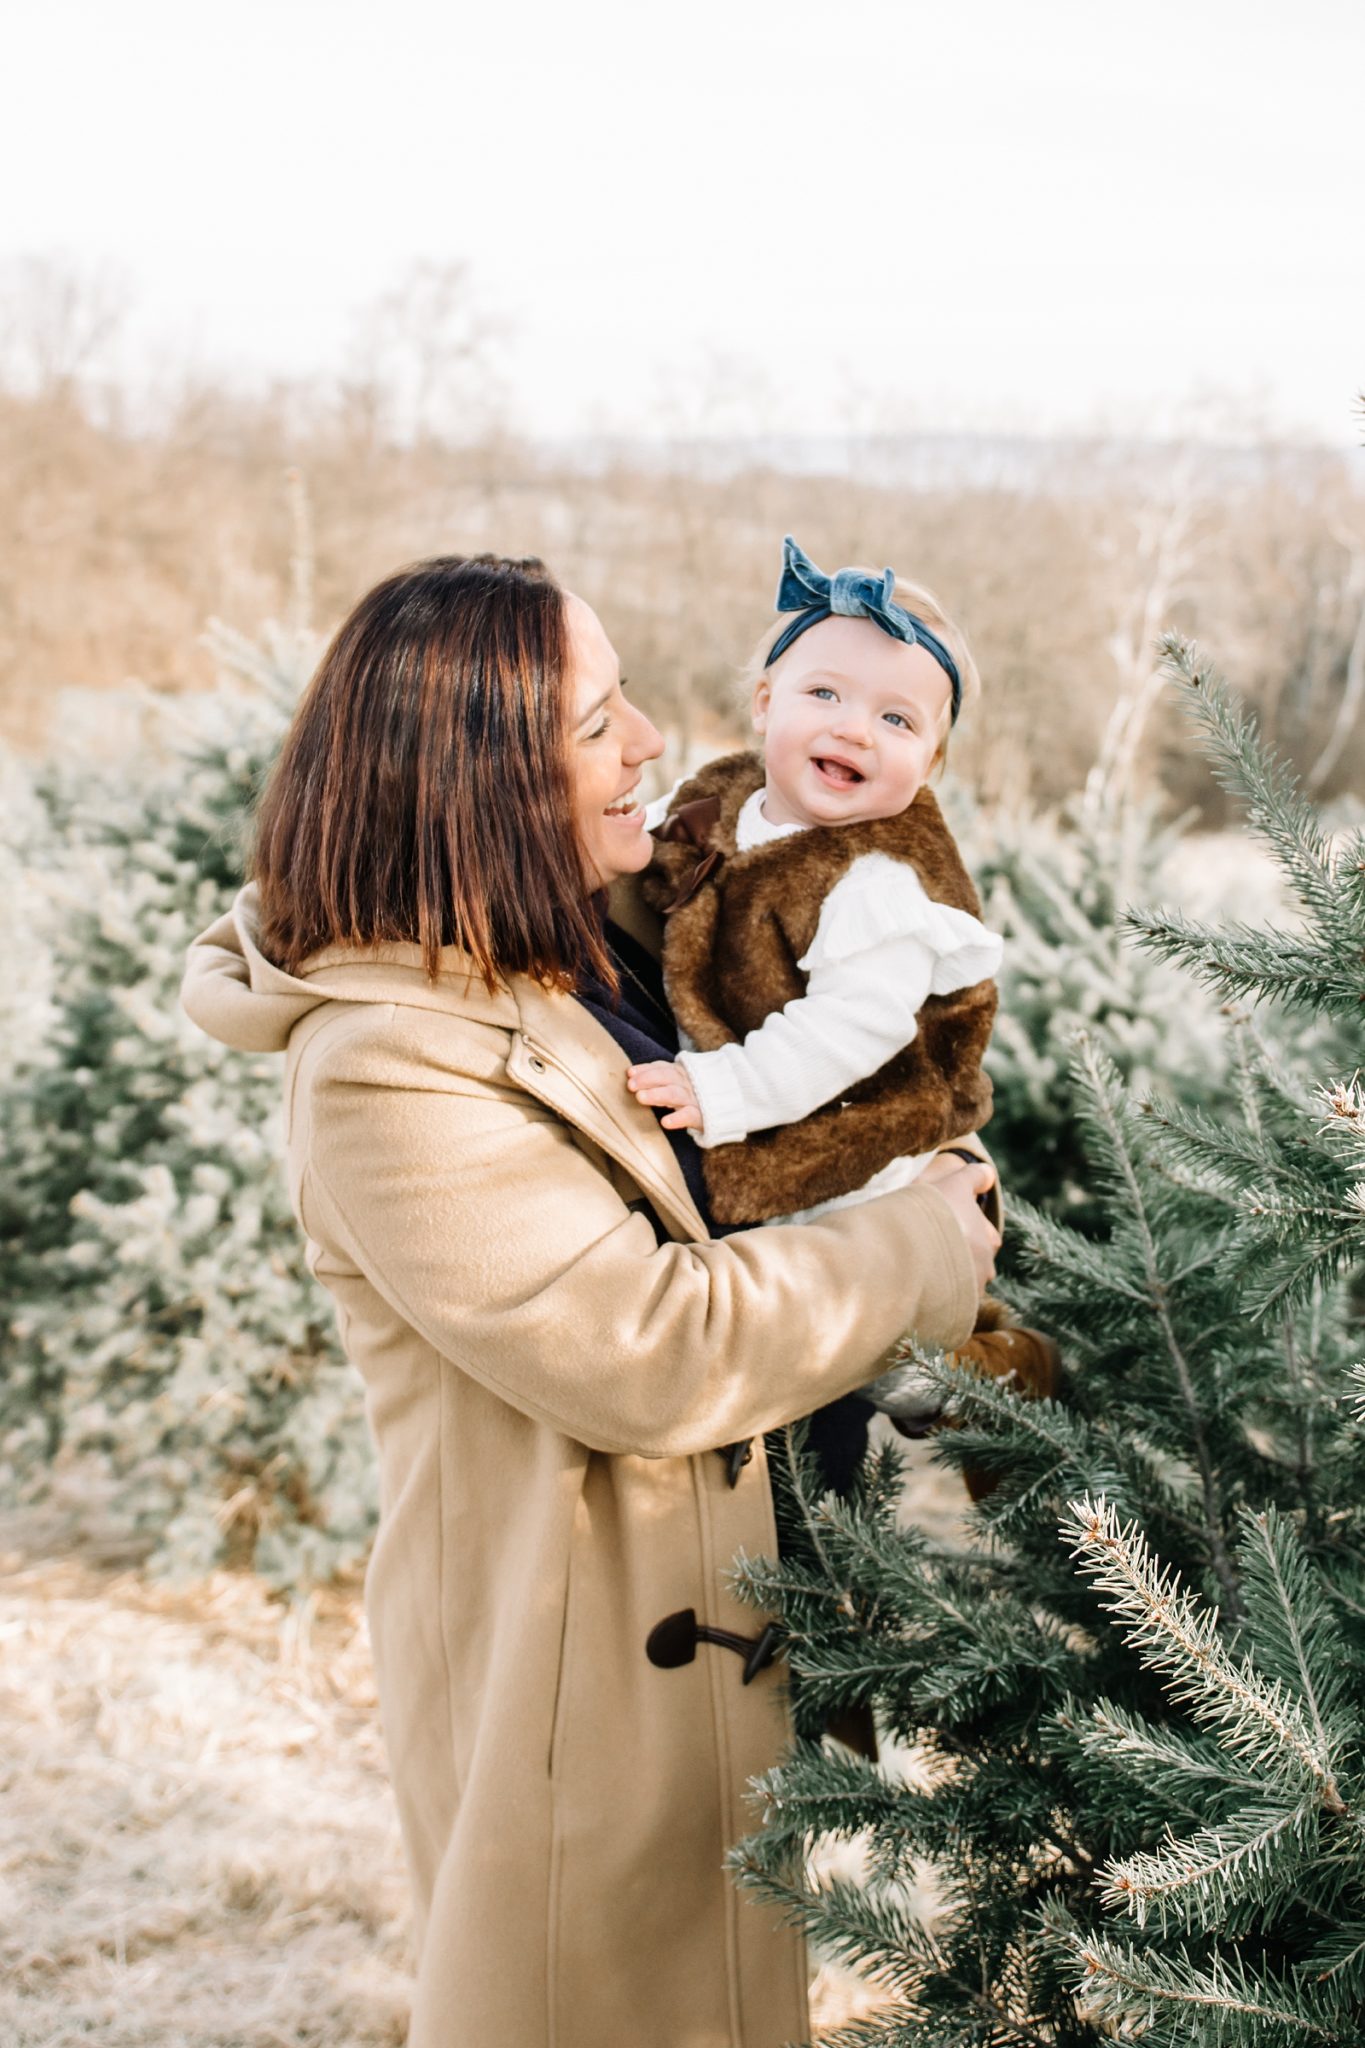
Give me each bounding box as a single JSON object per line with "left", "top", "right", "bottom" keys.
{"left": 182, "top": 554, "right": 999, "bottom": 2048}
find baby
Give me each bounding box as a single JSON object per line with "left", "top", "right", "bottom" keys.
{"left": 627, "top": 535, "right": 1057, "bottom": 1458}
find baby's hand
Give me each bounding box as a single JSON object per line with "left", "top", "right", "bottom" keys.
{"left": 626, "top": 1058, "right": 702, "bottom": 1132}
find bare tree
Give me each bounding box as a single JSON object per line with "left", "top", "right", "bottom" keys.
{"left": 344, "top": 261, "right": 504, "bottom": 446}
{"left": 1306, "top": 523, "right": 1365, "bottom": 793}
{"left": 1083, "top": 448, "right": 1201, "bottom": 823}
{"left": 0, "top": 254, "right": 130, "bottom": 402}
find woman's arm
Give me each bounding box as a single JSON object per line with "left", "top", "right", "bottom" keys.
{"left": 301, "top": 1020, "right": 981, "bottom": 1460}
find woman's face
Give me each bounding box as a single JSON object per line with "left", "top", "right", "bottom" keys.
{"left": 565, "top": 592, "right": 663, "bottom": 889}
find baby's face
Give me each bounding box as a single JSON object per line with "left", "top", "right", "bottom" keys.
{"left": 752, "top": 615, "right": 952, "bottom": 830}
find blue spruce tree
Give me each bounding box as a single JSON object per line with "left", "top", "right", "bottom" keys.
{"left": 734, "top": 640, "right": 1365, "bottom": 2047}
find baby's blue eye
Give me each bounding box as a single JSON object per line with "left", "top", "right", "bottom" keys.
{"left": 883, "top": 711, "right": 913, "bottom": 730}
{"left": 810, "top": 686, "right": 837, "bottom": 701}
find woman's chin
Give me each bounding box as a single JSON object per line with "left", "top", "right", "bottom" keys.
{"left": 589, "top": 817, "right": 653, "bottom": 887}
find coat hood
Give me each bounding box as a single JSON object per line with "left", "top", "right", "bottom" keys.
{"left": 181, "top": 883, "right": 518, "bottom": 1054}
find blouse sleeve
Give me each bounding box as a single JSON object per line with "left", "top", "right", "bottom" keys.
{"left": 677, "top": 852, "right": 1002, "bottom": 1149}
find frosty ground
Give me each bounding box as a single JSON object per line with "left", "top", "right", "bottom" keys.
{"left": 0, "top": 1521, "right": 411, "bottom": 2048}
{"left": 2, "top": 1434, "right": 960, "bottom": 2046}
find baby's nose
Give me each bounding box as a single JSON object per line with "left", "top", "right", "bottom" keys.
{"left": 830, "top": 705, "right": 872, "bottom": 742}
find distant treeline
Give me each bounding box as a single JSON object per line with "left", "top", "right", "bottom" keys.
{"left": 3, "top": 260, "right": 1361, "bottom": 816}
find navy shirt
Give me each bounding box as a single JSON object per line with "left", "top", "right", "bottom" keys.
{"left": 574, "top": 919, "right": 717, "bottom": 1237}
{"left": 575, "top": 920, "right": 872, "bottom": 1496}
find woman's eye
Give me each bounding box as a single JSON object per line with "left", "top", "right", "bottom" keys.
{"left": 590, "top": 716, "right": 611, "bottom": 738}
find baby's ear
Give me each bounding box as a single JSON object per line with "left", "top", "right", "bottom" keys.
{"left": 751, "top": 674, "right": 771, "bottom": 734}
{"left": 929, "top": 710, "right": 953, "bottom": 781}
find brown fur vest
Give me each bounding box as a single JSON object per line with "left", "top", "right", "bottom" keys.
{"left": 642, "top": 751, "right": 996, "bottom": 1225}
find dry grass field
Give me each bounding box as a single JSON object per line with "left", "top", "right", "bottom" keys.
{"left": 1, "top": 1433, "right": 959, "bottom": 2046}
{"left": 0, "top": 1535, "right": 412, "bottom": 2048}
{"left": 4, "top": 263, "right": 1363, "bottom": 821}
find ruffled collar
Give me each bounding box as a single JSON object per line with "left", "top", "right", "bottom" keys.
{"left": 735, "top": 787, "right": 810, "bottom": 852}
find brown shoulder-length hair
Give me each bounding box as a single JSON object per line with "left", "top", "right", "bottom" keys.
{"left": 253, "top": 553, "right": 612, "bottom": 991}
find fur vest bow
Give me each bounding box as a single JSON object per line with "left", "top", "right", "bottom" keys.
{"left": 643, "top": 751, "right": 996, "bottom": 1225}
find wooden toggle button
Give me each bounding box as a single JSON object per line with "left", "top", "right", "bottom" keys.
{"left": 644, "top": 1608, "right": 781, "bottom": 1685}
{"left": 717, "top": 1439, "right": 753, "bottom": 1487}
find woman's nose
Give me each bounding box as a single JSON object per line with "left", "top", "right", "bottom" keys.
{"left": 627, "top": 702, "right": 665, "bottom": 763}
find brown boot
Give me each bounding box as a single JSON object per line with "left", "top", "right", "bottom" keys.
{"left": 955, "top": 1295, "right": 1062, "bottom": 1502}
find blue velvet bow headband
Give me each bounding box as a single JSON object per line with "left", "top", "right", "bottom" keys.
{"left": 766, "top": 534, "right": 962, "bottom": 722}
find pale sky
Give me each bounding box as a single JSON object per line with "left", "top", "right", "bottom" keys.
{"left": 7, "top": 0, "right": 1364, "bottom": 444}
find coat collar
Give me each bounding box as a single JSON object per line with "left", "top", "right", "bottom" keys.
{"left": 185, "top": 884, "right": 710, "bottom": 1245}
{"left": 305, "top": 893, "right": 709, "bottom": 1243}
{"left": 508, "top": 977, "right": 710, "bottom": 1244}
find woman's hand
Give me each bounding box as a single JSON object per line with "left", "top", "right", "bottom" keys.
{"left": 919, "top": 1151, "right": 1001, "bottom": 1293}
{"left": 627, "top": 1058, "right": 703, "bottom": 1131}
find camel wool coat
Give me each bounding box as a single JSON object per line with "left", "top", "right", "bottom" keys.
{"left": 180, "top": 880, "right": 980, "bottom": 2048}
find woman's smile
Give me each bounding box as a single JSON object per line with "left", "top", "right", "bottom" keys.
{"left": 602, "top": 781, "right": 644, "bottom": 820}
{"left": 566, "top": 591, "right": 663, "bottom": 886}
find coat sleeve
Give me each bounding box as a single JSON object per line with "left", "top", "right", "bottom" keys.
{"left": 299, "top": 1022, "right": 979, "bottom": 1460}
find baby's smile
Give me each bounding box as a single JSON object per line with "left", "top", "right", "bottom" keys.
{"left": 811, "top": 753, "right": 867, "bottom": 787}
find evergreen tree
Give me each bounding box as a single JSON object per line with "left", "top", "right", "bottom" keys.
{"left": 970, "top": 794, "right": 1230, "bottom": 1226}
{"left": 0, "top": 619, "right": 377, "bottom": 1583}
{"left": 735, "top": 640, "right": 1365, "bottom": 2046}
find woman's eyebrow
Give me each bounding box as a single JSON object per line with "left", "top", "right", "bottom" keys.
{"left": 575, "top": 685, "right": 614, "bottom": 726}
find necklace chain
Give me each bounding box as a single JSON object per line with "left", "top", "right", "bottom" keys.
{"left": 612, "top": 947, "right": 675, "bottom": 1041}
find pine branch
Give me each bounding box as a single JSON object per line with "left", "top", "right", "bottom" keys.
{"left": 1070, "top": 1034, "right": 1242, "bottom": 1615}
{"left": 1234, "top": 1508, "right": 1346, "bottom": 1769}
{"left": 730, "top": 1556, "right": 871, "bottom": 1617}
{"left": 1098, "top": 1799, "right": 1316, "bottom": 1930}
{"left": 1348, "top": 1364, "right": 1365, "bottom": 1426}
{"left": 726, "top": 1846, "right": 939, "bottom": 1996}
{"left": 1066, "top": 1698, "right": 1267, "bottom": 1805}
{"left": 809, "top": 1483, "right": 981, "bottom": 1644}
{"left": 1247, "top": 1225, "right": 1363, "bottom": 1320}
{"left": 1303, "top": 1921, "right": 1365, "bottom": 2007}
{"left": 920, "top": 1356, "right": 1128, "bottom": 1509}
{"left": 1062, "top": 1499, "right": 1341, "bottom": 1802}
{"left": 1277, "top": 1309, "right": 1319, "bottom": 1507}
{"left": 1061, "top": 1925, "right": 1345, "bottom": 2041}
{"left": 1126, "top": 912, "right": 1361, "bottom": 1015}
{"left": 995, "top": 1191, "right": 1150, "bottom": 1304}
{"left": 1139, "top": 1094, "right": 1322, "bottom": 1203}
{"left": 1240, "top": 1009, "right": 1332, "bottom": 1121}
{"left": 798, "top": 2015, "right": 912, "bottom": 2048}
{"left": 778, "top": 1420, "right": 857, "bottom": 1614}
{"left": 746, "top": 1745, "right": 919, "bottom": 1855}
{"left": 1157, "top": 637, "right": 1341, "bottom": 927}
